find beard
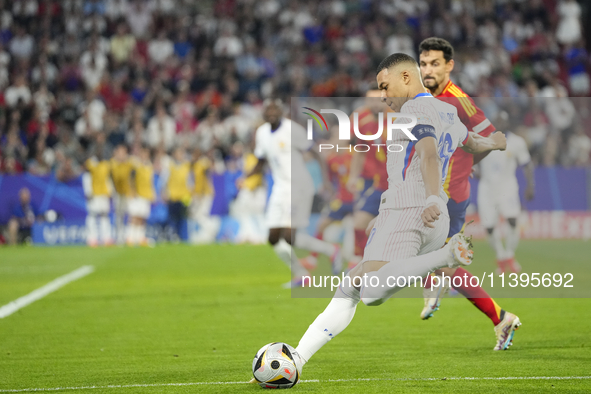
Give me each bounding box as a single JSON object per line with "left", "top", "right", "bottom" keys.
{"left": 423, "top": 77, "right": 439, "bottom": 92}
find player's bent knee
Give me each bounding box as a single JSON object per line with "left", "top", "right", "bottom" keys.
{"left": 268, "top": 231, "right": 281, "bottom": 245}
{"left": 361, "top": 295, "right": 386, "bottom": 307}
{"left": 507, "top": 218, "right": 517, "bottom": 227}
{"left": 486, "top": 227, "right": 494, "bottom": 235}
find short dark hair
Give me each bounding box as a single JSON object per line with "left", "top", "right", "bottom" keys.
{"left": 418, "top": 37, "right": 454, "bottom": 62}
{"left": 376, "top": 53, "right": 418, "bottom": 75}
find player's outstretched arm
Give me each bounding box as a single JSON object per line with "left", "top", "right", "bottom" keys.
{"left": 461, "top": 131, "right": 507, "bottom": 154}
{"left": 416, "top": 136, "right": 442, "bottom": 228}
{"left": 524, "top": 161, "right": 535, "bottom": 201}
{"left": 246, "top": 158, "right": 267, "bottom": 178}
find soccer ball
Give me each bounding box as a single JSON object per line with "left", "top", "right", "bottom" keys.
{"left": 252, "top": 342, "right": 300, "bottom": 389}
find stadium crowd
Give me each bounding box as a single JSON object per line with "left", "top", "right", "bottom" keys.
{"left": 0, "top": 0, "right": 590, "bottom": 179}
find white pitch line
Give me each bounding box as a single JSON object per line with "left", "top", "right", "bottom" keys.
{"left": 0, "top": 376, "right": 590, "bottom": 392}
{"left": 0, "top": 265, "right": 95, "bottom": 319}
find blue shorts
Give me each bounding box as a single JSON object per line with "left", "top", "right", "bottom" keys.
{"left": 356, "top": 178, "right": 385, "bottom": 217}
{"left": 446, "top": 197, "right": 470, "bottom": 238}
{"left": 327, "top": 200, "right": 354, "bottom": 221}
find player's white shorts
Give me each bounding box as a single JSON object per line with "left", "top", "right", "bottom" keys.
{"left": 127, "top": 197, "right": 151, "bottom": 219}
{"left": 266, "top": 186, "right": 314, "bottom": 229}
{"left": 361, "top": 205, "right": 450, "bottom": 263}
{"left": 478, "top": 183, "right": 521, "bottom": 228}
{"left": 191, "top": 194, "right": 214, "bottom": 220}
{"left": 231, "top": 187, "right": 267, "bottom": 217}
{"left": 113, "top": 194, "right": 128, "bottom": 216}
{"left": 87, "top": 196, "right": 111, "bottom": 215}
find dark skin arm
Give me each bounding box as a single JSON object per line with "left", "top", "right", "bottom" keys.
{"left": 523, "top": 161, "right": 535, "bottom": 201}
{"left": 246, "top": 158, "right": 267, "bottom": 178}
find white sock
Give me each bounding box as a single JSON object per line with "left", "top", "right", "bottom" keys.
{"left": 99, "top": 216, "right": 112, "bottom": 243}
{"left": 138, "top": 224, "right": 147, "bottom": 243}
{"left": 360, "top": 247, "right": 453, "bottom": 306}
{"left": 86, "top": 215, "right": 98, "bottom": 244}
{"left": 486, "top": 227, "right": 506, "bottom": 260}
{"left": 125, "top": 224, "right": 134, "bottom": 243}
{"left": 273, "top": 239, "right": 308, "bottom": 278}
{"left": 296, "top": 285, "right": 360, "bottom": 364}
{"left": 295, "top": 230, "right": 336, "bottom": 257}
{"left": 504, "top": 223, "right": 520, "bottom": 259}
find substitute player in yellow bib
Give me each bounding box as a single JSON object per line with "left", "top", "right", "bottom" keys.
{"left": 111, "top": 144, "right": 133, "bottom": 244}
{"left": 84, "top": 153, "right": 113, "bottom": 246}
{"left": 163, "top": 146, "right": 191, "bottom": 241}
{"left": 191, "top": 149, "right": 220, "bottom": 244}
{"left": 128, "top": 145, "right": 155, "bottom": 246}
{"left": 233, "top": 144, "right": 267, "bottom": 244}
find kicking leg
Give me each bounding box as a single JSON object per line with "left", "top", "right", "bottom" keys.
{"left": 295, "top": 281, "right": 360, "bottom": 365}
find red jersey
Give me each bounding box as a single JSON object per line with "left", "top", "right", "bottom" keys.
{"left": 327, "top": 152, "right": 354, "bottom": 203}
{"left": 436, "top": 81, "right": 496, "bottom": 202}
{"left": 355, "top": 108, "right": 388, "bottom": 191}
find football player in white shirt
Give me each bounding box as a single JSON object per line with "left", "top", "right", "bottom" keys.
{"left": 285, "top": 54, "right": 507, "bottom": 374}
{"left": 248, "top": 100, "right": 343, "bottom": 287}
{"left": 477, "top": 111, "right": 535, "bottom": 273}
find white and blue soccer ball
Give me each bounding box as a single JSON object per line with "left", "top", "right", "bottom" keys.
{"left": 252, "top": 342, "right": 300, "bottom": 389}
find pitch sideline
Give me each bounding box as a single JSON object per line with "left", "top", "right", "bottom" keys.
{"left": 0, "top": 376, "right": 590, "bottom": 392}
{"left": 0, "top": 265, "right": 95, "bottom": 319}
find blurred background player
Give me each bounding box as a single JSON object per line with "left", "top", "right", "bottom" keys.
{"left": 110, "top": 144, "right": 133, "bottom": 244}
{"left": 301, "top": 125, "right": 354, "bottom": 270}
{"left": 191, "top": 149, "right": 219, "bottom": 244}
{"left": 477, "top": 111, "right": 535, "bottom": 273}
{"left": 232, "top": 142, "right": 267, "bottom": 244}
{"left": 7, "top": 188, "right": 39, "bottom": 245}
{"left": 162, "top": 146, "right": 191, "bottom": 242}
{"left": 127, "top": 145, "right": 155, "bottom": 246}
{"left": 346, "top": 90, "right": 389, "bottom": 271}
{"left": 83, "top": 150, "right": 113, "bottom": 247}
{"left": 248, "top": 100, "right": 341, "bottom": 287}
{"left": 418, "top": 37, "right": 520, "bottom": 350}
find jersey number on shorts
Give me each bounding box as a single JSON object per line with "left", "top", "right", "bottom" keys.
{"left": 438, "top": 133, "right": 454, "bottom": 182}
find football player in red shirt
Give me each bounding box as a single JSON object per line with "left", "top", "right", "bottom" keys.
{"left": 418, "top": 37, "right": 521, "bottom": 350}
{"left": 346, "top": 90, "right": 389, "bottom": 271}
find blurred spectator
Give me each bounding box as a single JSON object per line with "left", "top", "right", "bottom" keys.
{"left": 80, "top": 42, "right": 108, "bottom": 90}
{"left": 27, "top": 138, "right": 53, "bottom": 175}
{"left": 7, "top": 187, "right": 39, "bottom": 245}
{"left": 5, "top": 74, "right": 31, "bottom": 107}
{"left": 148, "top": 30, "right": 173, "bottom": 65}
{"left": 213, "top": 27, "right": 243, "bottom": 58}
{"left": 110, "top": 23, "right": 136, "bottom": 65}
{"left": 146, "top": 102, "right": 175, "bottom": 151}
{"left": 196, "top": 106, "right": 227, "bottom": 151}
{"left": 556, "top": 0, "right": 582, "bottom": 45}
{"left": 54, "top": 149, "right": 82, "bottom": 182}
{"left": 126, "top": 0, "right": 152, "bottom": 39}
{"left": 564, "top": 41, "right": 590, "bottom": 96}
{"left": 8, "top": 24, "right": 34, "bottom": 60}
{"left": 565, "top": 125, "right": 591, "bottom": 166}
{"left": 0, "top": 0, "right": 585, "bottom": 180}
{"left": 544, "top": 84, "right": 576, "bottom": 143}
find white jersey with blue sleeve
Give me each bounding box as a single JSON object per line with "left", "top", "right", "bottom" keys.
{"left": 380, "top": 94, "right": 469, "bottom": 210}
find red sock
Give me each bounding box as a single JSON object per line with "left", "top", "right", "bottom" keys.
{"left": 423, "top": 274, "right": 433, "bottom": 289}
{"left": 451, "top": 268, "right": 503, "bottom": 326}
{"left": 310, "top": 233, "right": 323, "bottom": 258}
{"left": 354, "top": 229, "right": 368, "bottom": 257}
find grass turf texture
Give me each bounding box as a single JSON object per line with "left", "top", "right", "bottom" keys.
{"left": 0, "top": 241, "right": 590, "bottom": 393}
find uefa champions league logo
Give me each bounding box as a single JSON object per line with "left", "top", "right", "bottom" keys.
{"left": 302, "top": 108, "right": 418, "bottom": 152}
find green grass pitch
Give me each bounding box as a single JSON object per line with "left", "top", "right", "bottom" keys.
{"left": 1, "top": 241, "right": 590, "bottom": 393}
